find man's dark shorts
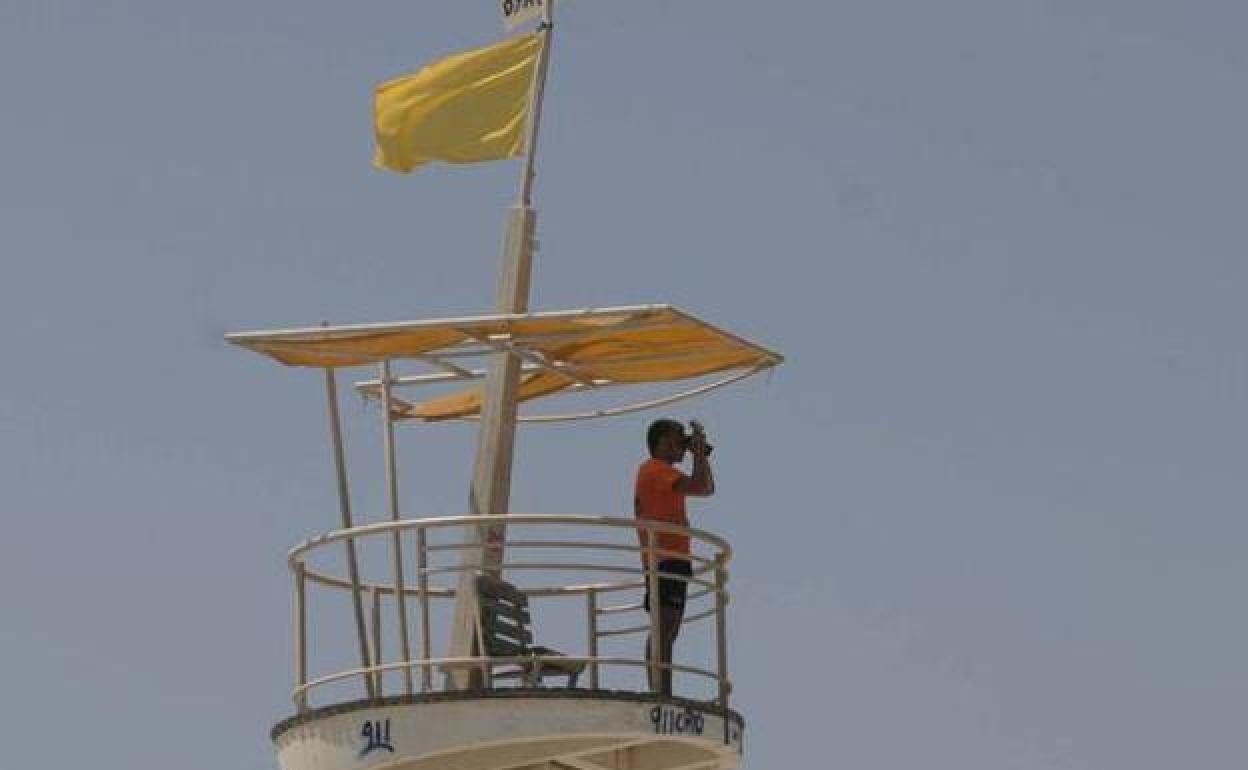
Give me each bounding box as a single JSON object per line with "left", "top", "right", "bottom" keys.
{"left": 643, "top": 559, "right": 693, "bottom": 612}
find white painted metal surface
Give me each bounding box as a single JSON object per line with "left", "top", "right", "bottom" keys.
{"left": 275, "top": 696, "right": 743, "bottom": 770}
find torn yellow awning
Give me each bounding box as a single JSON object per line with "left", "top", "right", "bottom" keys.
{"left": 226, "top": 305, "right": 782, "bottom": 421}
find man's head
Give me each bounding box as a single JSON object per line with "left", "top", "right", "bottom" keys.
{"left": 646, "top": 418, "right": 687, "bottom": 463}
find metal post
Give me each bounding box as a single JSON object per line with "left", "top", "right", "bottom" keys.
{"left": 646, "top": 533, "right": 662, "bottom": 695}
{"left": 417, "top": 527, "right": 433, "bottom": 691}
{"left": 586, "top": 588, "right": 600, "bottom": 689}
{"left": 379, "top": 360, "right": 415, "bottom": 694}
{"left": 714, "top": 553, "right": 730, "bottom": 742}
{"left": 371, "top": 588, "right": 383, "bottom": 696}
{"left": 447, "top": 1, "right": 559, "bottom": 682}
{"left": 517, "top": 0, "right": 557, "bottom": 208}
{"left": 294, "top": 561, "right": 308, "bottom": 712}
{"left": 324, "top": 368, "right": 376, "bottom": 699}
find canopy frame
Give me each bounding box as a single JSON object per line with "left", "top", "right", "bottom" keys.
{"left": 226, "top": 304, "right": 781, "bottom": 424}
{"left": 355, "top": 363, "right": 774, "bottom": 424}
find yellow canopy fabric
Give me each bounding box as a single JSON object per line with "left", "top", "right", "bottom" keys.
{"left": 226, "top": 305, "right": 783, "bottom": 421}
{"left": 228, "top": 325, "right": 466, "bottom": 368}
{"left": 373, "top": 32, "right": 543, "bottom": 173}
{"left": 397, "top": 327, "right": 765, "bottom": 421}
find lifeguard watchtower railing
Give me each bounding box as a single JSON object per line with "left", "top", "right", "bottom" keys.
{"left": 287, "top": 515, "right": 733, "bottom": 713}
{"left": 272, "top": 515, "right": 746, "bottom": 770}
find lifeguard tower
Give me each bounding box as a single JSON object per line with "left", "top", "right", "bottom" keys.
{"left": 227, "top": 5, "right": 783, "bottom": 770}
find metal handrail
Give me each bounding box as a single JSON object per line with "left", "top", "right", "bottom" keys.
{"left": 288, "top": 514, "right": 732, "bottom": 563}
{"left": 301, "top": 562, "right": 720, "bottom": 599}
{"left": 292, "top": 656, "right": 723, "bottom": 704}
{"left": 592, "top": 606, "right": 719, "bottom": 638}
{"left": 289, "top": 514, "right": 732, "bottom": 714}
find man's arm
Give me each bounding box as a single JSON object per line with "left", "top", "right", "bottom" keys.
{"left": 675, "top": 427, "right": 715, "bottom": 497}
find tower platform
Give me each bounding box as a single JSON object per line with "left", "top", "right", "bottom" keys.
{"left": 277, "top": 515, "right": 743, "bottom": 770}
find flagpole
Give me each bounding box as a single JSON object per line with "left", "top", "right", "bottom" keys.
{"left": 446, "top": 0, "right": 557, "bottom": 687}
{"left": 517, "top": 3, "right": 556, "bottom": 206}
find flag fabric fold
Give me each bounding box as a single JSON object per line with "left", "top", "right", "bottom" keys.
{"left": 373, "top": 33, "right": 543, "bottom": 173}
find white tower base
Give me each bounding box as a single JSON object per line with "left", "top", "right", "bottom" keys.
{"left": 274, "top": 691, "right": 744, "bottom": 770}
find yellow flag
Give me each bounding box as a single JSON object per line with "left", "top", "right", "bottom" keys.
{"left": 373, "top": 33, "right": 543, "bottom": 173}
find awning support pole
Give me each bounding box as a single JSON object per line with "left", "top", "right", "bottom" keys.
{"left": 379, "top": 360, "right": 415, "bottom": 695}
{"left": 324, "top": 367, "right": 376, "bottom": 700}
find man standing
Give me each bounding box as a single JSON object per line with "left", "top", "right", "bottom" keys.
{"left": 634, "top": 418, "right": 715, "bottom": 696}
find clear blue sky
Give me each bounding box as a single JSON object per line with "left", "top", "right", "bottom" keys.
{"left": 2, "top": 2, "right": 1245, "bottom": 769}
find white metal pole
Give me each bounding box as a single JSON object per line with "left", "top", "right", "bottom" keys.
{"left": 379, "top": 360, "right": 415, "bottom": 694}
{"left": 416, "top": 527, "right": 433, "bottom": 691}
{"left": 294, "top": 561, "right": 308, "bottom": 712}
{"left": 477, "top": 0, "right": 558, "bottom": 560}
{"left": 714, "top": 553, "right": 730, "bottom": 736}
{"left": 324, "top": 367, "right": 377, "bottom": 700}
{"left": 586, "top": 588, "right": 600, "bottom": 689}
{"left": 371, "top": 587, "right": 383, "bottom": 695}
{"left": 447, "top": 1, "right": 558, "bottom": 685}
{"left": 517, "top": 1, "right": 557, "bottom": 208}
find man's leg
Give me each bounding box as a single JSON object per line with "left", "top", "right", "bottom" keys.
{"left": 644, "top": 603, "right": 681, "bottom": 695}
{"left": 644, "top": 565, "right": 666, "bottom": 693}
{"left": 658, "top": 602, "right": 685, "bottom": 696}
{"left": 645, "top": 560, "right": 690, "bottom": 695}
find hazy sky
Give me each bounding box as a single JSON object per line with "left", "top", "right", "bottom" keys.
{"left": 2, "top": 2, "right": 1245, "bottom": 769}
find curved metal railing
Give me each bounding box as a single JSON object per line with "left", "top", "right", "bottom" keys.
{"left": 288, "top": 514, "right": 732, "bottom": 715}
